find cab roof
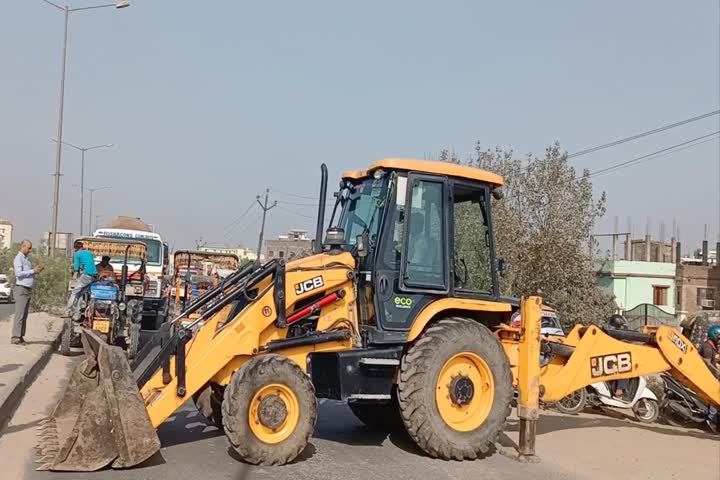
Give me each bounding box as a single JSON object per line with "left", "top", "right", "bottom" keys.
{"left": 341, "top": 158, "right": 503, "bottom": 186}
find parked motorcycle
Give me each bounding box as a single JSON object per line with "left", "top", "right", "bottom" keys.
{"left": 553, "top": 376, "right": 660, "bottom": 423}
{"left": 660, "top": 372, "right": 717, "bottom": 430}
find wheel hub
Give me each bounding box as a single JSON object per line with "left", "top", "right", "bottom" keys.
{"left": 257, "top": 394, "right": 288, "bottom": 429}
{"left": 449, "top": 374, "right": 475, "bottom": 406}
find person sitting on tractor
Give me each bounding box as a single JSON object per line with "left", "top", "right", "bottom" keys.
{"left": 96, "top": 256, "right": 115, "bottom": 280}
{"left": 702, "top": 325, "right": 720, "bottom": 431}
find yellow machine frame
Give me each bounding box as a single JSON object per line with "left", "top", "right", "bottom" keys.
{"left": 38, "top": 159, "right": 720, "bottom": 472}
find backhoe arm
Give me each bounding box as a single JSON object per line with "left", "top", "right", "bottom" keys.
{"left": 510, "top": 298, "right": 719, "bottom": 459}
{"left": 536, "top": 324, "right": 719, "bottom": 406}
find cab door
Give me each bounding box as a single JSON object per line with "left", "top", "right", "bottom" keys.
{"left": 373, "top": 173, "right": 449, "bottom": 333}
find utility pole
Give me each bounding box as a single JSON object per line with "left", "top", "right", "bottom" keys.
{"left": 256, "top": 189, "right": 277, "bottom": 259}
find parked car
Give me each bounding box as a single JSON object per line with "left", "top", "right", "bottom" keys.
{"left": 510, "top": 306, "right": 564, "bottom": 336}
{"left": 0, "top": 274, "right": 13, "bottom": 303}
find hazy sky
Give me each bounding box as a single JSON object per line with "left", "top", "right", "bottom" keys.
{"left": 1, "top": 1, "right": 718, "bottom": 252}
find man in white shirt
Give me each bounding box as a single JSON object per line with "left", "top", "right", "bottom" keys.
{"left": 12, "top": 240, "right": 44, "bottom": 345}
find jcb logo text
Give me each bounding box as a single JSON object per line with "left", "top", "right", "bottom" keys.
{"left": 670, "top": 333, "right": 687, "bottom": 353}
{"left": 590, "top": 352, "right": 632, "bottom": 378}
{"left": 295, "top": 276, "right": 324, "bottom": 295}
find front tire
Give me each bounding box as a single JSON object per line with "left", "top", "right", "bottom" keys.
{"left": 59, "top": 317, "right": 73, "bottom": 356}
{"left": 222, "top": 354, "right": 316, "bottom": 465}
{"left": 194, "top": 383, "right": 224, "bottom": 429}
{"left": 127, "top": 322, "right": 141, "bottom": 359}
{"left": 398, "top": 317, "right": 512, "bottom": 460}
{"left": 632, "top": 398, "right": 659, "bottom": 424}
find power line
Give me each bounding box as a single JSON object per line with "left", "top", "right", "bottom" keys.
{"left": 217, "top": 210, "right": 264, "bottom": 246}
{"left": 276, "top": 199, "right": 334, "bottom": 207}
{"left": 276, "top": 205, "right": 317, "bottom": 220}
{"left": 223, "top": 200, "right": 256, "bottom": 232}
{"left": 275, "top": 189, "right": 319, "bottom": 200}
{"left": 568, "top": 110, "right": 720, "bottom": 159}
{"left": 588, "top": 131, "right": 720, "bottom": 178}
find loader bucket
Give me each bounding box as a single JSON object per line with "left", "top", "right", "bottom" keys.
{"left": 36, "top": 329, "right": 160, "bottom": 472}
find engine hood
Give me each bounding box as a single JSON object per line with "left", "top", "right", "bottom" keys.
{"left": 283, "top": 250, "right": 356, "bottom": 271}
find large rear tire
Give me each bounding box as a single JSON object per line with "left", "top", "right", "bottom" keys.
{"left": 222, "top": 354, "right": 316, "bottom": 465}
{"left": 397, "top": 317, "right": 512, "bottom": 460}
{"left": 59, "top": 317, "right": 73, "bottom": 356}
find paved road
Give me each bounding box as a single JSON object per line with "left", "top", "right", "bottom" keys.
{"left": 4, "top": 354, "right": 577, "bottom": 480}
{"left": 4, "top": 352, "right": 716, "bottom": 480}
{"left": 0, "top": 303, "right": 14, "bottom": 322}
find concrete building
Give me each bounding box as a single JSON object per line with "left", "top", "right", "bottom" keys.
{"left": 199, "top": 245, "right": 257, "bottom": 263}
{"left": 675, "top": 240, "right": 720, "bottom": 322}
{"left": 0, "top": 218, "right": 12, "bottom": 249}
{"left": 597, "top": 259, "right": 676, "bottom": 315}
{"left": 630, "top": 238, "right": 674, "bottom": 263}
{"left": 265, "top": 229, "right": 312, "bottom": 261}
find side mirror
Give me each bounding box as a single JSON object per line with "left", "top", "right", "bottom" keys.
{"left": 497, "top": 257, "right": 507, "bottom": 276}
{"left": 356, "top": 233, "right": 369, "bottom": 258}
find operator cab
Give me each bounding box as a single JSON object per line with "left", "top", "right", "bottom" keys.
{"left": 324, "top": 158, "right": 505, "bottom": 344}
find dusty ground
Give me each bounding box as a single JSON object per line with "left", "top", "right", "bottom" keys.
{"left": 0, "top": 302, "right": 13, "bottom": 321}
{"left": 503, "top": 409, "right": 720, "bottom": 480}
{"left": 0, "top": 352, "right": 718, "bottom": 480}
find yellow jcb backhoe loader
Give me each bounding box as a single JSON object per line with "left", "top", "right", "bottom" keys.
{"left": 37, "top": 158, "right": 720, "bottom": 472}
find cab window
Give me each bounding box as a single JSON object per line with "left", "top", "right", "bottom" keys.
{"left": 452, "top": 185, "right": 493, "bottom": 293}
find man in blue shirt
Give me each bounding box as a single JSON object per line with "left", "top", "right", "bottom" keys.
{"left": 64, "top": 241, "right": 98, "bottom": 318}
{"left": 12, "top": 240, "right": 44, "bottom": 345}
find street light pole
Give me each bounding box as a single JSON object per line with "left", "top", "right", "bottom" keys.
{"left": 42, "top": 0, "right": 130, "bottom": 254}
{"left": 52, "top": 139, "right": 113, "bottom": 234}
{"left": 81, "top": 148, "right": 84, "bottom": 233}
{"left": 87, "top": 186, "right": 111, "bottom": 233}
{"left": 71, "top": 185, "right": 111, "bottom": 236}
{"left": 49, "top": 5, "right": 69, "bottom": 255}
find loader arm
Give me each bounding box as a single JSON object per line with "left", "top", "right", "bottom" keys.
{"left": 39, "top": 253, "right": 359, "bottom": 471}
{"left": 138, "top": 254, "right": 357, "bottom": 428}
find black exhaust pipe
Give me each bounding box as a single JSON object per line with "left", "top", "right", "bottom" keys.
{"left": 315, "top": 163, "right": 328, "bottom": 254}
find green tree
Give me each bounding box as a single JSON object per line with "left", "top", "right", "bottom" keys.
{"left": 443, "top": 141, "right": 616, "bottom": 327}
{"left": 0, "top": 243, "right": 71, "bottom": 314}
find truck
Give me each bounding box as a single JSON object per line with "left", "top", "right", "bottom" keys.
{"left": 93, "top": 216, "right": 169, "bottom": 330}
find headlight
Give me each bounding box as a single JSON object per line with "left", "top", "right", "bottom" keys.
{"left": 118, "top": 302, "right": 126, "bottom": 311}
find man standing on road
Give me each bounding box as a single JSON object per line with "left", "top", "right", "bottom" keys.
{"left": 63, "top": 241, "right": 97, "bottom": 318}
{"left": 12, "top": 240, "right": 43, "bottom": 345}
